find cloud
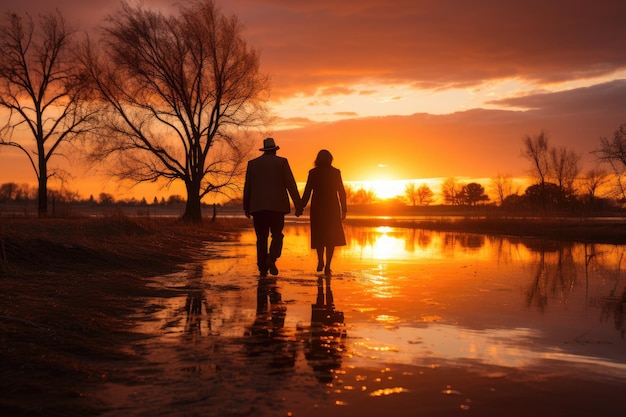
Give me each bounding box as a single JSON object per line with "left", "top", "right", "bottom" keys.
{"left": 318, "top": 86, "right": 357, "bottom": 96}
{"left": 273, "top": 116, "right": 316, "bottom": 129}
{"left": 488, "top": 79, "right": 626, "bottom": 113}
{"left": 8, "top": 1, "right": 626, "bottom": 99}
{"left": 3, "top": 1, "right": 175, "bottom": 31}
{"left": 277, "top": 80, "right": 626, "bottom": 182}
{"left": 221, "top": 0, "right": 626, "bottom": 98}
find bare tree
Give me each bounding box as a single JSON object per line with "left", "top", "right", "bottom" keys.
{"left": 595, "top": 123, "right": 626, "bottom": 199}
{"left": 416, "top": 183, "right": 434, "bottom": 206}
{"left": 441, "top": 177, "right": 462, "bottom": 205}
{"left": 404, "top": 182, "right": 418, "bottom": 206}
{"left": 345, "top": 185, "right": 376, "bottom": 205}
{"left": 522, "top": 130, "right": 583, "bottom": 210}
{"left": 405, "top": 182, "right": 434, "bottom": 206}
{"left": 0, "top": 11, "right": 97, "bottom": 217}
{"left": 579, "top": 168, "right": 610, "bottom": 204}
{"left": 490, "top": 172, "right": 514, "bottom": 206}
{"left": 80, "top": 0, "right": 270, "bottom": 222}
{"left": 549, "top": 146, "right": 581, "bottom": 194}
{"left": 521, "top": 130, "right": 551, "bottom": 187}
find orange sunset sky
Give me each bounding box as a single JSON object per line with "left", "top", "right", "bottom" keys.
{"left": 2, "top": 0, "right": 626, "bottom": 202}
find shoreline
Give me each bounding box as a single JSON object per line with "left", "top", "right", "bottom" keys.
{"left": 341, "top": 216, "right": 626, "bottom": 245}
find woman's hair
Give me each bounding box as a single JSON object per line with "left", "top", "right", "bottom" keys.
{"left": 314, "top": 149, "right": 333, "bottom": 167}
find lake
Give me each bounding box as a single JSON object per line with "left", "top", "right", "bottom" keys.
{"left": 100, "top": 223, "right": 626, "bottom": 417}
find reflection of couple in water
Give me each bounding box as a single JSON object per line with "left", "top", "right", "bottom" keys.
{"left": 305, "top": 275, "right": 347, "bottom": 383}
{"left": 243, "top": 277, "right": 295, "bottom": 371}
{"left": 244, "top": 276, "right": 346, "bottom": 383}
{"left": 244, "top": 138, "right": 347, "bottom": 277}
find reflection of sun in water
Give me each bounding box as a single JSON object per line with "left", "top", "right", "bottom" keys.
{"left": 372, "top": 226, "right": 405, "bottom": 260}
{"left": 345, "top": 226, "right": 413, "bottom": 263}
{"left": 344, "top": 224, "right": 500, "bottom": 265}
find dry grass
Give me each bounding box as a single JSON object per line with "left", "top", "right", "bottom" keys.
{"left": 0, "top": 215, "right": 247, "bottom": 417}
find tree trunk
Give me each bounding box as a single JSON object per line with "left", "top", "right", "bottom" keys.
{"left": 181, "top": 180, "right": 202, "bottom": 223}
{"left": 37, "top": 160, "right": 48, "bottom": 218}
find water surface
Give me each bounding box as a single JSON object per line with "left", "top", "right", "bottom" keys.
{"left": 100, "top": 224, "right": 626, "bottom": 416}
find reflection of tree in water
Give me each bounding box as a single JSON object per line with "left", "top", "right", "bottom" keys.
{"left": 601, "top": 287, "right": 626, "bottom": 339}
{"left": 523, "top": 241, "right": 626, "bottom": 338}
{"left": 525, "top": 241, "right": 577, "bottom": 312}
{"left": 442, "top": 232, "right": 485, "bottom": 251}
{"left": 521, "top": 241, "right": 626, "bottom": 338}
{"left": 404, "top": 229, "right": 432, "bottom": 252}
{"left": 243, "top": 278, "right": 296, "bottom": 372}
{"left": 526, "top": 250, "right": 549, "bottom": 311}
{"left": 184, "top": 289, "right": 211, "bottom": 335}
{"left": 183, "top": 264, "right": 213, "bottom": 337}
{"left": 345, "top": 226, "right": 491, "bottom": 257}
{"left": 346, "top": 226, "right": 435, "bottom": 252}
{"left": 301, "top": 276, "right": 347, "bottom": 384}
{"left": 344, "top": 227, "right": 378, "bottom": 250}
{"left": 594, "top": 247, "right": 626, "bottom": 339}
{"left": 415, "top": 229, "right": 432, "bottom": 249}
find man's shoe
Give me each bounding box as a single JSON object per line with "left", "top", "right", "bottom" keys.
{"left": 266, "top": 257, "right": 279, "bottom": 276}
{"left": 260, "top": 269, "right": 268, "bottom": 277}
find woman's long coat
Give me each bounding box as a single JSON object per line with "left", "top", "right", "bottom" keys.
{"left": 301, "top": 166, "right": 347, "bottom": 248}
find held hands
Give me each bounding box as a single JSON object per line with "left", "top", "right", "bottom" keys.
{"left": 295, "top": 201, "right": 306, "bottom": 217}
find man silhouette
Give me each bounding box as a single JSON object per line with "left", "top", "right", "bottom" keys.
{"left": 243, "top": 138, "right": 302, "bottom": 277}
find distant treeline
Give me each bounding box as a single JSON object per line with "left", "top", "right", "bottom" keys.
{"left": 1, "top": 179, "right": 624, "bottom": 219}
{"left": 0, "top": 182, "right": 187, "bottom": 206}
{"left": 0, "top": 182, "right": 208, "bottom": 217}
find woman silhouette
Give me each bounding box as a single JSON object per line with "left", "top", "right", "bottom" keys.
{"left": 299, "top": 150, "right": 347, "bottom": 275}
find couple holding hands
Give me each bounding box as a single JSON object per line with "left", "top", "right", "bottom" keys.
{"left": 243, "top": 137, "right": 347, "bottom": 277}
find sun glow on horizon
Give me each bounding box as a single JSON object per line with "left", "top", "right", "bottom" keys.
{"left": 346, "top": 178, "right": 445, "bottom": 201}
{"left": 348, "top": 179, "right": 406, "bottom": 200}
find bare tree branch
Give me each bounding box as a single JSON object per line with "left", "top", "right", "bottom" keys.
{"left": 594, "top": 123, "right": 626, "bottom": 199}
{"left": 0, "top": 10, "right": 99, "bottom": 217}
{"left": 80, "top": 0, "right": 270, "bottom": 222}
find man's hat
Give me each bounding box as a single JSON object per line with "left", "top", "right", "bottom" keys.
{"left": 259, "top": 137, "right": 280, "bottom": 151}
